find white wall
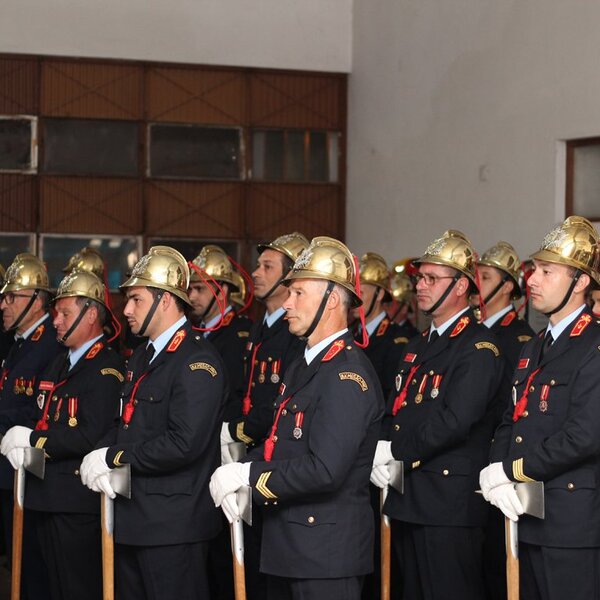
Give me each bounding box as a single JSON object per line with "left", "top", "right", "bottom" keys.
{"left": 347, "top": 1, "right": 600, "bottom": 263}
{"left": 0, "top": 0, "right": 352, "bottom": 72}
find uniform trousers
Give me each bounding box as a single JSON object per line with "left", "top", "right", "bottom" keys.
{"left": 115, "top": 540, "right": 210, "bottom": 600}
{"left": 35, "top": 510, "right": 102, "bottom": 600}
{"left": 266, "top": 574, "right": 363, "bottom": 600}
{"left": 392, "top": 522, "right": 485, "bottom": 600}
{"left": 520, "top": 542, "right": 600, "bottom": 600}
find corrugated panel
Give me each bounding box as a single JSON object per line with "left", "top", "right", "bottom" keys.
{"left": 249, "top": 72, "right": 345, "bottom": 129}
{"left": 145, "top": 181, "right": 243, "bottom": 238}
{"left": 0, "top": 174, "right": 36, "bottom": 230}
{"left": 41, "top": 60, "right": 143, "bottom": 119}
{"left": 0, "top": 57, "right": 39, "bottom": 115}
{"left": 246, "top": 184, "right": 342, "bottom": 241}
{"left": 146, "top": 67, "right": 245, "bottom": 124}
{"left": 40, "top": 177, "right": 142, "bottom": 234}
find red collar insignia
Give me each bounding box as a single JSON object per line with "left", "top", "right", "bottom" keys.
{"left": 450, "top": 316, "right": 470, "bottom": 338}
{"left": 404, "top": 352, "right": 417, "bottom": 363}
{"left": 570, "top": 313, "right": 592, "bottom": 337}
{"left": 501, "top": 311, "right": 517, "bottom": 327}
{"left": 85, "top": 342, "right": 103, "bottom": 359}
{"left": 518, "top": 358, "right": 530, "bottom": 369}
{"left": 222, "top": 311, "right": 235, "bottom": 327}
{"left": 31, "top": 324, "right": 44, "bottom": 342}
{"left": 322, "top": 339, "right": 345, "bottom": 362}
{"left": 422, "top": 328, "right": 429, "bottom": 337}
{"left": 376, "top": 318, "right": 390, "bottom": 337}
{"left": 167, "top": 329, "right": 186, "bottom": 352}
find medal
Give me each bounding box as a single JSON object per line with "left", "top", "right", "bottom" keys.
{"left": 293, "top": 427, "right": 302, "bottom": 439}
{"left": 431, "top": 374, "right": 442, "bottom": 399}
{"left": 37, "top": 393, "right": 45, "bottom": 410}
{"left": 414, "top": 373, "right": 428, "bottom": 405}
{"left": 68, "top": 397, "right": 78, "bottom": 427}
{"left": 415, "top": 393, "right": 423, "bottom": 404}
{"left": 539, "top": 384, "right": 549, "bottom": 413}
{"left": 68, "top": 417, "right": 78, "bottom": 427}
{"left": 26, "top": 379, "right": 33, "bottom": 396}
{"left": 293, "top": 411, "right": 304, "bottom": 440}
{"left": 258, "top": 361, "right": 267, "bottom": 384}
{"left": 395, "top": 373, "right": 403, "bottom": 392}
{"left": 430, "top": 389, "right": 439, "bottom": 399}
{"left": 271, "top": 360, "right": 280, "bottom": 384}
{"left": 54, "top": 398, "right": 63, "bottom": 422}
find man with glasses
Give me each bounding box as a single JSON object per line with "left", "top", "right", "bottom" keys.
{"left": 0, "top": 253, "right": 62, "bottom": 600}
{"left": 370, "top": 230, "right": 505, "bottom": 599}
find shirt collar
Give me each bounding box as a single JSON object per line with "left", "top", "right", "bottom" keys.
{"left": 304, "top": 328, "right": 348, "bottom": 365}
{"left": 429, "top": 306, "right": 470, "bottom": 340}
{"left": 546, "top": 304, "right": 585, "bottom": 342}
{"left": 149, "top": 316, "right": 188, "bottom": 361}
{"left": 203, "top": 305, "right": 233, "bottom": 338}
{"left": 263, "top": 306, "right": 286, "bottom": 328}
{"left": 365, "top": 311, "right": 387, "bottom": 337}
{"left": 18, "top": 313, "right": 50, "bottom": 341}
{"left": 68, "top": 334, "right": 104, "bottom": 369}
{"left": 483, "top": 304, "right": 513, "bottom": 329}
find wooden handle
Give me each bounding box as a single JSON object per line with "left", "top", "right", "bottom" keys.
{"left": 381, "top": 516, "right": 391, "bottom": 600}
{"left": 233, "top": 555, "right": 247, "bottom": 600}
{"left": 101, "top": 498, "right": 114, "bottom": 600}
{"left": 11, "top": 469, "right": 24, "bottom": 600}
{"left": 505, "top": 516, "right": 519, "bottom": 600}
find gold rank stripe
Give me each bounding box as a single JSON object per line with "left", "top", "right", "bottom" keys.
{"left": 113, "top": 450, "right": 125, "bottom": 467}
{"left": 412, "top": 460, "right": 421, "bottom": 469}
{"left": 35, "top": 437, "right": 47, "bottom": 449}
{"left": 256, "top": 471, "right": 277, "bottom": 500}
{"left": 236, "top": 422, "right": 254, "bottom": 444}
{"left": 512, "top": 458, "right": 535, "bottom": 482}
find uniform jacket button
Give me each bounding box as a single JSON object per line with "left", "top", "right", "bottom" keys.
{"left": 394, "top": 424, "right": 400, "bottom": 431}
{"left": 515, "top": 436, "right": 523, "bottom": 443}
{"left": 567, "top": 482, "right": 575, "bottom": 490}
{"left": 74, "top": 469, "right": 80, "bottom": 476}
{"left": 281, "top": 409, "right": 287, "bottom": 416}
{"left": 442, "top": 469, "right": 449, "bottom": 476}
{"left": 522, "top": 410, "right": 528, "bottom": 418}
{"left": 307, "top": 516, "right": 315, "bottom": 524}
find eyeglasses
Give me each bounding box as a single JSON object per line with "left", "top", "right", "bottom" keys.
{"left": 414, "top": 273, "right": 456, "bottom": 286}
{"left": 1, "top": 293, "right": 34, "bottom": 305}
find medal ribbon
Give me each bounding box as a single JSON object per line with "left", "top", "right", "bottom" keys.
{"left": 242, "top": 342, "right": 262, "bottom": 416}
{"left": 512, "top": 367, "right": 541, "bottom": 422}
{"left": 417, "top": 374, "right": 428, "bottom": 395}
{"left": 392, "top": 365, "right": 420, "bottom": 415}
{"left": 53, "top": 398, "right": 63, "bottom": 422}
{"left": 264, "top": 396, "right": 292, "bottom": 462}
{"left": 35, "top": 379, "right": 68, "bottom": 431}
{"left": 68, "top": 397, "right": 78, "bottom": 424}
{"left": 432, "top": 374, "right": 442, "bottom": 394}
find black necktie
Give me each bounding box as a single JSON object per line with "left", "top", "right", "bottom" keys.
{"left": 539, "top": 331, "right": 553, "bottom": 363}
{"left": 141, "top": 343, "right": 155, "bottom": 372}
{"left": 57, "top": 354, "right": 71, "bottom": 380}
{"left": 429, "top": 330, "right": 439, "bottom": 343}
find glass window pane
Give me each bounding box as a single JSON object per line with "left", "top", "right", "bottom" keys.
{"left": 42, "top": 119, "right": 139, "bottom": 177}
{"left": 327, "top": 132, "right": 339, "bottom": 183}
{"left": 0, "top": 118, "right": 36, "bottom": 173}
{"left": 0, "top": 234, "right": 35, "bottom": 268}
{"left": 286, "top": 131, "right": 305, "bottom": 181}
{"left": 254, "top": 130, "right": 284, "bottom": 180}
{"left": 149, "top": 124, "right": 241, "bottom": 180}
{"left": 308, "top": 131, "right": 328, "bottom": 181}
{"left": 573, "top": 144, "right": 600, "bottom": 217}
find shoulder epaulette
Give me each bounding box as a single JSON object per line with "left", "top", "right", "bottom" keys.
{"left": 167, "top": 329, "right": 186, "bottom": 352}
{"left": 322, "top": 339, "right": 346, "bottom": 362}
{"left": 31, "top": 324, "right": 45, "bottom": 342}
{"left": 376, "top": 318, "right": 390, "bottom": 337}
{"left": 500, "top": 311, "right": 516, "bottom": 327}
{"left": 450, "top": 316, "right": 470, "bottom": 338}
{"left": 222, "top": 311, "right": 235, "bottom": 327}
{"left": 570, "top": 313, "right": 592, "bottom": 337}
{"left": 85, "top": 341, "right": 104, "bottom": 359}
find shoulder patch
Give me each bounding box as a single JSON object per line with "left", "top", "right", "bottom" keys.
{"left": 322, "top": 339, "right": 346, "bottom": 362}
{"left": 450, "top": 316, "right": 470, "bottom": 338}
{"left": 237, "top": 331, "right": 250, "bottom": 338}
{"left": 518, "top": 335, "right": 532, "bottom": 343}
{"left": 394, "top": 336, "right": 409, "bottom": 345}
{"left": 570, "top": 313, "right": 592, "bottom": 337}
{"left": 189, "top": 362, "right": 217, "bottom": 377}
{"left": 222, "top": 311, "right": 235, "bottom": 327}
{"left": 101, "top": 368, "right": 124, "bottom": 382}
{"left": 404, "top": 352, "right": 417, "bottom": 363}
{"left": 475, "top": 341, "right": 499, "bottom": 356}
{"left": 167, "top": 329, "right": 186, "bottom": 352}
{"left": 500, "top": 311, "right": 516, "bottom": 327}
{"left": 85, "top": 342, "right": 104, "bottom": 359}
{"left": 31, "top": 324, "right": 45, "bottom": 341}
{"left": 338, "top": 371, "right": 368, "bottom": 391}
{"left": 376, "top": 319, "right": 390, "bottom": 337}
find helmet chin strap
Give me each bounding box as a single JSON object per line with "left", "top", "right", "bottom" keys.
{"left": 483, "top": 273, "right": 509, "bottom": 306}
{"left": 257, "top": 265, "right": 293, "bottom": 302}
{"left": 60, "top": 299, "right": 92, "bottom": 343}
{"left": 7, "top": 289, "right": 40, "bottom": 332}
{"left": 422, "top": 272, "right": 462, "bottom": 316}
{"left": 543, "top": 269, "right": 582, "bottom": 317}
{"left": 300, "top": 281, "right": 335, "bottom": 342}
{"left": 362, "top": 288, "right": 380, "bottom": 320}
{"left": 136, "top": 290, "right": 163, "bottom": 338}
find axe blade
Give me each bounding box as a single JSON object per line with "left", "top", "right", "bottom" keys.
{"left": 229, "top": 442, "right": 247, "bottom": 463}
{"left": 515, "top": 481, "right": 544, "bottom": 519}
{"left": 108, "top": 464, "right": 131, "bottom": 499}
{"left": 388, "top": 460, "right": 404, "bottom": 494}
{"left": 237, "top": 485, "right": 252, "bottom": 526}
{"left": 23, "top": 446, "right": 45, "bottom": 480}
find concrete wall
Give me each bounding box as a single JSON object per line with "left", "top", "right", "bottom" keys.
{"left": 0, "top": 0, "right": 352, "bottom": 72}
{"left": 347, "top": 1, "right": 600, "bottom": 263}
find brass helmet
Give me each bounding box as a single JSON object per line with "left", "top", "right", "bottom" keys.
{"left": 55, "top": 270, "right": 107, "bottom": 307}
{"left": 230, "top": 270, "right": 247, "bottom": 307}
{"left": 358, "top": 252, "right": 391, "bottom": 291}
{"left": 120, "top": 246, "right": 191, "bottom": 306}
{"left": 478, "top": 241, "right": 523, "bottom": 299}
{"left": 190, "top": 245, "right": 237, "bottom": 287}
{"left": 390, "top": 271, "right": 415, "bottom": 304}
{"left": 284, "top": 236, "right": 361, "bottom": 307}
{"left": 257, "top": 232, "right": 310, "bottom": 262}
{"left": 415, "top": 230, "right": 477, "bottom": 285}
{"left": 63, "top": 247, "right": 105, "bottom": 278}
{"left": 0, "top": 253, "right": 50, "bottom": 294}
{"left": 531, "top": 216, "right": 600, "bottom": 287}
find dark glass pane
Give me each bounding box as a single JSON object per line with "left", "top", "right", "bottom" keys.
{"left": 0, "top": 234, "right": 34, "bottom": 268}
{"left": 286, "top": 131, "right": 305, "bottom": 181}
{"left": 309, "top": 131, "right": 328, "bottom": 181}
{"left": 42, "top": 119, "right": 138, "bottom": 176}
{"left": 260, "top": 130, "right": 284, "bottom": 180}
{"left": 150, "top": 124, "right": 241, "bottom": 179}
{"left": 0, "top": 119, "right": 33, "bottom": 171}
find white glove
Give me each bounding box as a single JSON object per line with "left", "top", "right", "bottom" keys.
{"left": 0, "top": 426, "right": 33, "bottom": 455}
{"left": 221, "top": 492, "right": 240, "bottom": 523}
{"left": 479, "top": 462, "right": 511, "bottom": 500}
{"left": 6, "top": 447, "right": 24, "bottom": 470}
{"left": 220, "top": 423, "right": 235, "bottom": 465}
{"left": 209, "top": 462, "right": 251, "bottom": 507}
{"left": 90, "top": 473, "right": 116, "bottom": 499}
{"left": 370, "top": 464, "right": 391, "bottom": 489}
{"left": 80, "top": 448, "right": 110, "bottom": 488}
{"left": 372, "top": 440, "right": 394, "bottom": 467}
{"left": 488, "top": 483, "right": 524, "bottom": 522}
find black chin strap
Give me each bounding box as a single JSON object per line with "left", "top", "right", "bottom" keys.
{"left": 423, "top": 273, "right": 462, "bottom": 316}
{"left": 257, "top": 266, "right": 292, "bottom": 302}
{"left": 300, "top": 281, "right": 335, "bottom": 341}
{"left": 60, "top": 299, "right": 92, "bottom": 343}
{"left": 197, "top": 294, "right": 217, "bottom": 323}
{"left": 543, "top": 269, "right": 582, "bottom": 317}
{"left": 136, "top": 290, "right": 163, "bottom": 337}
{"left": 483, "top": 273, "right": 509, "bottom": 306}
{"left": 363, "top": 288, "right": 379, "bottom": 320}
{"left": 7, "top": 289, "right": 40, "bottom": 332}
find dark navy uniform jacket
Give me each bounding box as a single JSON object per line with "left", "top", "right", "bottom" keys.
{"left": 0, "top": 315, "right": 63, "bottom": 490}
{"left": 229, "top": 313, "right": 304, "bottom": 446}
{"left": 488, "top": 308, "right": 534, "bottom": 375}
{"left": 101, "top": 321, "right": 227, "bottom": 547}
{"left": 203, "top": 309, "right": 252, "bottom": 422}
{"left": 384, "top": 309, "right": 505, "bottom": 527}
{"left": 490, "top": 307, "right": 600, "bottom": 548}
{"left": 26, "top": 337, "right": 125, "bottom": 513}
{"left": 360, "top": 314, "right": 417, "bottom": 401}
{"left": 247, "top": 331, "right": 384, "bottom": 579}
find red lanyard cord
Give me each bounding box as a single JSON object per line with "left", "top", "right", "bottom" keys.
{"left": 512, "top": 367, "right": 541, "bottom": 422}
{"left": 392, "top": 364, "right": 420, "bottom": 415}
{"left": 264, "top": 396, "right": 292, "bottom": 461}
{"left": 242, "top": 342, "right": 262, "bottom": 415}
{"left": 36, "top": 379, "right": 68, "bottom": 430}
